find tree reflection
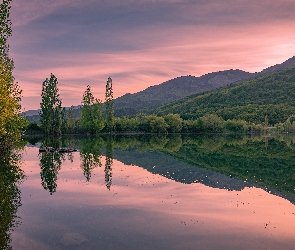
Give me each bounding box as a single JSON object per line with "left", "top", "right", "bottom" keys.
{"left": 79, "top": 137, "right": 104, "bottom": 181}
{"left": 39, "top": 137, "right": 64, "bottom": 195}
{"left": 0, "top": 147, "right": 24, "bottom": 249}
{"left": 39, "top": 152, "right": 63, "bottom": 195}
{"left": 105, "top": 136, "right": 113, "bottom": 190}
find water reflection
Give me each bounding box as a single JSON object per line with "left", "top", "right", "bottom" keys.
{"left": 11, "top": 134, "right": 295, "bottom": 249}
{"left": 105, "top": 136, "right": 113, "bottom": 190}
{"left": 38, "top": 136, "right": 115, "bottom": 192}
{"left": 39, "top": 138, "right": 64, "bottom": 195}
{"left": 35, "top": 134, "right": 295, "bottom": 201}
{"left": 39, "top": 151, "right": 63, "bottom": 195}
{"left": 79, "top": 137, "right": 103, "bottom": 182}
{"left": 0, "top": 146, "right": 24, "bottom": 249}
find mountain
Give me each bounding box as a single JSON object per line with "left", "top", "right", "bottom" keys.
{"left": 22, "top": 109, "right": 41, "bottom": 116}
{"left": 113, "top": 69, "right": 253, "bottom": 116}
{"left": 258, "top": 56, "right": 295, "bottom": 75}
{"left": 113, "top": 56, "right": 295, "bottom": 117}
{"left": 153, "top": 66, "right": 295, "bottom": 125}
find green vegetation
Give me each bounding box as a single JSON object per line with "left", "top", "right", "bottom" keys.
{"left": 80, "top": 85, "right": 104, "bottom": 133}
{"left": 39, "top": 74, "right": 64, "bottom": 135}
{"left": 105, "top": 77, "right": 114, "bottom": 133}
{"left": 153, "top": 66, "right": 295, "bottom": 125}
{"left": 37, "top": 77, "right": 113, "bottom": 135}
{"left": 31, "top": 134, "right": 295, "bottom": 200}
{"left": 0, "top": 0, "right": 27, "bottom": 147}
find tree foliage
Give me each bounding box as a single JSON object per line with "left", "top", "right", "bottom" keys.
{"left": 0, "top": 0, "right": 27, "bottom": 145}
{"left": 80, "top": 85, "right": 104, "bottom": 133}
{"left": 39, "top": 74, "right": 63, "bottom": 135}
{"left": 105, "top": 77, "right": 114, "bottom": 132}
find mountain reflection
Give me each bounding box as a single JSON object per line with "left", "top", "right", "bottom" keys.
{"left": 35, "top": 134, "right": 295, "bottom": 203}
{"left": 0, "top": 146, "right": 24, "bottom": 249}
{"left": 112, "top": 134, "right": 295, "bottom": 203}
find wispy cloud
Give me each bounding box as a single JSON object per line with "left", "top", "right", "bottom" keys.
{"left": 9, "top": 0, "right": 295, "bottom": 110}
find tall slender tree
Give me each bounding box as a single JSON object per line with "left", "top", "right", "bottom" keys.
{"left": 39, "top": 74, "right": 63, "bottom": 135}
{"left": 0, "top": 0, "right": 27, "bottom": 146}
{"left": 105, "top": 77, "right": 114, "bottom": 133}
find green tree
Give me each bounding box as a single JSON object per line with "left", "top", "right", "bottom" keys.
{"left": 0, "top": 0, "right": 27, "bottom": 146}
{"left": 201, "top": 114, "right": 224, "bottom": 132}
{"left": 80, "top": 85, "right": 104, "bottom": 133}
{"left": 39, "top": 74, "right": 63, "bottom": 135}
{"left": 105, "top": 77, "right": 114, "bottom": 133}
{"left": 164, "top": 114, "right": 182, "bottom": 133}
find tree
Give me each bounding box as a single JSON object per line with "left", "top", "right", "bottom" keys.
{"left": 0, "top": 0, "right": 27, "bottom": 146}
{"left": 80, "top": 85, "right": 104, "bottom": 133}
{"left": 164, "top": 114, "right": 183, "bottom": 133}
{"left": 39, "top": 74, "right": 63, "bottom": 135}
{"left": 105, "top": 77, "right": 114, "bottom": 133}
{"left": 67, "top": 105, "right": 75, "bottom": 134}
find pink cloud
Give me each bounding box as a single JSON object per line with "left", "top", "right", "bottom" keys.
{"left": 8, "top": 1, "right": 295, "bottom": 110}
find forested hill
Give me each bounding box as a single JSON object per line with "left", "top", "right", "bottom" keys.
{"left": 114, "top": 69, "right": 253, "bottom": 116}
{"left": 153, "top": 66, "right": 295, "bottom": 125}
{"left": 113, "top": 56, "right": 295, "bottom": 117}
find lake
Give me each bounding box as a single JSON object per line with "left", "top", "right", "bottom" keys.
{"left": 2, "top": 134, "right": 295, "bottom": 249}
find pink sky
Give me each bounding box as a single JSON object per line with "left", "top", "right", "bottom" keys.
{"left": 9, "top": 0, "right": 295, "bottom": 111}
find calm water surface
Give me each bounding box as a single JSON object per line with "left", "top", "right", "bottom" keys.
{"left": 5, "top": 135, "right": 295, "bottom": 249}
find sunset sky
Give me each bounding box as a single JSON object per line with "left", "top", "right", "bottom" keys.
{"left": 9, "top": 0, "right": 295, "bottom": 111}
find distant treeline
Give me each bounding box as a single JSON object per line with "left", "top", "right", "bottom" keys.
{"left": 26, "top": 112, "right": 295, "bottom": 134}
